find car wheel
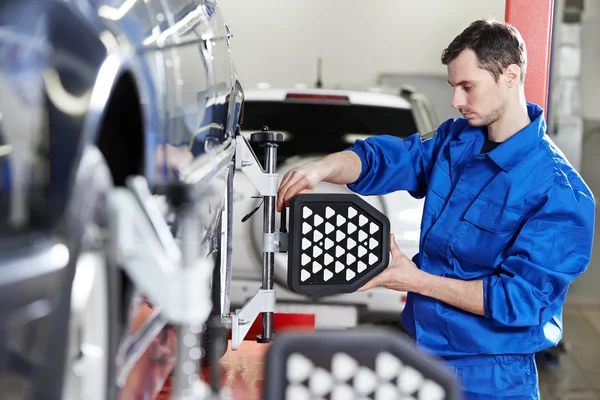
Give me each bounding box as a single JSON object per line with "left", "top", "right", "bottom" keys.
{"left": 199, "top": 215, "right": 228, "bottom": 366}
{"left": 62, "top": 148, "right": 120, "bottom": 400}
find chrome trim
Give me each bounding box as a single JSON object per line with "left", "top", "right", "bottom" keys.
{"left": 179, "top": 138, "right": 235, "bottom": 188}
{"left": 0, "top": 242, "right": 69, "bottom": 288}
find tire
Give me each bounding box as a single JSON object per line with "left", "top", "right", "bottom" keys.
{"left": 62, "top": 147, "right": 121, "bottom": 400}
{"left": 199, "top": 216, "right": 228, "bottom": 367}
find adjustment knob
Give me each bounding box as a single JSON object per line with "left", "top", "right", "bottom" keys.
{"left": 250, "top": 125, "right": 285, "bottom": 143}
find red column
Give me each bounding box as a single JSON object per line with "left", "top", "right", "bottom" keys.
{"left": 505, "top": 0, "right": 555, "bottom": 114}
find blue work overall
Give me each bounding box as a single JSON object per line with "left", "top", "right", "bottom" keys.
{"left": 347, "top": 103, "right": 595, "bottom": 399}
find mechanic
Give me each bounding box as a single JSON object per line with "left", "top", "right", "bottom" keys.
{"left": 276, "top": 19, "right": 595, "bottom": 399}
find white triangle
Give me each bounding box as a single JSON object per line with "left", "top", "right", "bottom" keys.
{"left": 313, "top": 246, "right": 323, "bottom": 258}
{"left": 358, "top": 230, "right": 368, "bottom": 242}
{"left": 302, "top": 222, "right": 312, "bottom": 234}
{"left": 375, "top": 383, "right": 397, "bottom": 400}
{"left": 376, "top": 352, "right": 402, "bottom": 381}
{"left": 313, "top": 230, "right": 323, "bottom": 242}
{"left": 336, "top": 246, "right": 345, "bottom": 258}
{"left": 323, "top": 269, "right": 333, "bottom": 281}
{"left": 346, "top": 269, "right": 356, "bottom": 281}
{"left": 331, "top": 384, "right": 354, "bottom": 400}
{"left": 302, "top": 238, "right": 311, "bottom": 250}
{"left": 314, "top": 214, "right": 324, "bottom": 227}
{"left": 370, "top": 222, "right": 379, "bottom": 234}
{"left": 369, "top": 237, "right": 379, "bottom": 250}
{"left": 353, "top": 366, "right": 378, "bottom": 396}
{"left": 303, "top": 207, "right": 312, "bottom": 219}
{"left": 309, "top": 367, "right": 333, "bottom": 397}
{"left": 346, "top": 253, "right": 356, "bottom": 265}
{"left": 301, "top": 254, "right": 311, "bottom": 266}
{"left": 312, "top": 261, "right": 322, "bottom": 273}
{"left": 336, "top": 214, "right": 346, "bottom": 227}
{"left": 369, "top": 253, "right": 378, "bottom": 265}
{"left": 336, "top": 230, "right": 346, "bottom": 242}
{"left": 286, "top": 385, "right": 311, "bottom": 400}
{"left": 358, "top": 245, "right": 367, "bottom": 258}
{"left": 347, "top": 222, "right": 357, "bottom": 235}
{"left": 324, "top": 253, "right": 333, "bottom": 266}
{"left": 419, "top": 380, "right": 446, "bottom": 400}
{"left": 332, "top": 352, "right": 359, "bottom": 382}
{"left": 359, "top": 214, "right": 368, "bottom": 227}
{"left": 300, "top": 269, "right": 310, "bottom": 282}
{"left": 348, "top": 206, "right": 357, "bottom": 219}
{"left": 325, "top": 222, "right": 334, "bottom": 234}
{"left": 287, "top": 353, "right": 313, "bottom": 383}
{"left": 347, "top": 237, "right": 356, "bottom": 250}
{"left": 397, "top": 366, "right": 424, "bottom": 395}
{"left": 324, "top": 238, "right": 334, "bottom": 250}
{"left": 325, "top": 206, "right": 335, "bottom": 219}
{"left": 335, "top": 261, "right": 345, "bottom": 273}
{"left": 357, "top": 261, "right": 367, "bottom": 273}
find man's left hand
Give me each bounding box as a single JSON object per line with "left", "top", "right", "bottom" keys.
{"left": 357, "top": 234, "right": 424, "bottom": 293}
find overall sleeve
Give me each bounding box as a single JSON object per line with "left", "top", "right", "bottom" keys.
{"left": 346, "top": 119, "right": 454, "bottom": 197}
{"left": 483, "top": 183, "right": 595, "bottom": 327}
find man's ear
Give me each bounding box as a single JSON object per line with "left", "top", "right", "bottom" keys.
{"left": 505, "top": 64, "right": 521, "bottom": 87}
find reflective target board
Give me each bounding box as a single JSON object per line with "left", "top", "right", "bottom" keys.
{"left": 287, "top": 194, "right": 390, "bottom": 295}
{"left": 262, "top": 329, "right": 461, "bottom": 400}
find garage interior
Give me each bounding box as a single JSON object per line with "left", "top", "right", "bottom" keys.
{"left": 2, "top": 0, "right": 599, "bottom": 399}
{"left": 219, "top": 0, "right": 600, "bottom": 398}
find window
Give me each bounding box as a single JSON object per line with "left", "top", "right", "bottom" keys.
{"left": 241, "top": 101, "right": 418, "bottom": 163}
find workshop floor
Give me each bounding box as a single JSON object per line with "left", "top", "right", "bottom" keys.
{"left": 538, "top": 305, "right": 600, "bottom": 400}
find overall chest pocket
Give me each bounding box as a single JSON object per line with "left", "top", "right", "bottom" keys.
{"left": 452, "top": 198, "right": 524, "bottom": 267}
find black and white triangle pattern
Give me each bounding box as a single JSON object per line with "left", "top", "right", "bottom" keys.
{"left": 285, "top": 351, "right": 447, "bottom": 400}
{"left": 299, "top": 205, "right": 383, "bottom": 285}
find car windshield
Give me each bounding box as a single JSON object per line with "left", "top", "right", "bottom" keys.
{"left": 242, "top": 100, "right": 418, "bottom": 163}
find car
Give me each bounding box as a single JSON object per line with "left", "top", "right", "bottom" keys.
{"left": 0, "top": 1, "right": 242, "bottom": 399}
{"left": 230, "top": 86, "right": 438, "bottom": 328}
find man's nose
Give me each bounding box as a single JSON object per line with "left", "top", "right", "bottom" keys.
{"left": 452, "top": 89, "right": 465, "bottom": 109}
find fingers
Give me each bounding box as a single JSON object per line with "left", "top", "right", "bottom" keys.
{"left": 389, "top": 234, "right": 409, "bottom": 265}
{"left": 283, "top": 179, "right": 311, "bottom": 205}
{"left": 389, "top": 233, "right": 402, "bottom": 257}
{"left": 277, "top": 170, "right": 312, "bottom": 211}
{"left": 356, "top": 277, "right": 379, "bottom": 292}
{"left": 277, "top": 170, "right": 297, "bottom": 211}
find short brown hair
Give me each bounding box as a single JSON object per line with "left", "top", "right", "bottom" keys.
{"left": 441, "top": 19, "right": 527, "bottom": 82}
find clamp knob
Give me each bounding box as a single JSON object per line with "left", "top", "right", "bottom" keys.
{"left": 250, "top": 125, "right": 285, "bottom": 144}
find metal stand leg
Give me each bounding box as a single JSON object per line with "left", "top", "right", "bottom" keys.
{"left": 230, "top": 127, "right": 286, "bottom": 350}
{"left": 258, "top": 142, "right": 277, "bottom": 343}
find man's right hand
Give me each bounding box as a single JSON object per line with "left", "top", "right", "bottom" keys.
{"left": 276, "top": 161, "right": 325, "bottom": 212}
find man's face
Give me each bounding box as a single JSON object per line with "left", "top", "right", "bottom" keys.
{"left": 447, "top": 49, "right": 507, "bottom": 127}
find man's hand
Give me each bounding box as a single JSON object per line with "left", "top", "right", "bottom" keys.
{"left": 277, "top": 161, "right": 326, "bottom": 212}
{"left": 276, "top": 151, "right": 363, "bottom": 212}
{"left": 358, "top": 234, "right": 485, "bottom": 316}
{"left": 357, "top": 234, "right": 425, "bottom": 293}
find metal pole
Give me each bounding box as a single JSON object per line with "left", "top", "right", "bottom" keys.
{"left": 174, "top": 203, "right": 203, "bottom": 398}
{"left": 222, "top": 161, "right": 234, "bottom": 320}
{"left": 260, "top": 143, "right": 277, "bottom": 342}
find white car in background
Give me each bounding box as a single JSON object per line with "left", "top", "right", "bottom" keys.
{"left": 230, "top": 86, "right": 438, "bottom": 328}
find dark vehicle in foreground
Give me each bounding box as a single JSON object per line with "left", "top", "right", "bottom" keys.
{"left": 0, "top": 0, "right": 242, "bottom": 398}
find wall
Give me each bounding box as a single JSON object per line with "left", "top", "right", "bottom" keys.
{"left": 581, "top": 0, "right": 600, "bottom": 120}
{"left": 218, "top": 0, "right": 506, "bottom": 89}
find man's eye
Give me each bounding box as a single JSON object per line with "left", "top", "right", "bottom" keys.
{"left": 464, "top": 86, "right": 473, "bottom": 91}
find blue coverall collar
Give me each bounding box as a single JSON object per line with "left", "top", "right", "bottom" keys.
{"left": 459, "top": 102, "right": 546, "bottom": 172}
